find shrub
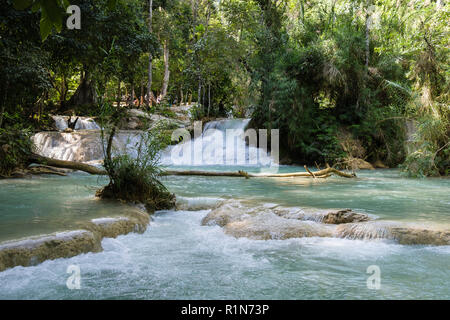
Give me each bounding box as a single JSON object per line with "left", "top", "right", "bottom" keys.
{"left": 97, "top": 105, "right": 175, "bottom": 212}
{"left": 401, "top": 112, "right": 450, "bottom": 177}
{"left": 0, "top": 127, "right": 34, "bottom": 177}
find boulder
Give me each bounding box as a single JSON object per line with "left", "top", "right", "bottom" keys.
{"left": 322, "top": 209, "right": 370, "bottom": 224}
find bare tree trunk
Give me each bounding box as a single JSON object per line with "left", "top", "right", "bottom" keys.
{"left": 147, "top": 0, "right": 153, "bottom": 107}
{"left": 207, "top": 83, "right": 211, "bottom": 117}
{"left": 180, "top": 88, "right": 184, "bottom": 105}
{"left": 0, "top": 79, "right": 8, "bottom": 129}
{"left": 198, "top": 79, "right": 202, "bottom": 106}
{"left": 29, "top": 154, "right": 107, "bottom": 175}
{"left": 162, "top": 167, "right": 356, "bottom": 179}
{"left": 365, "top": 0, "right": 370, "bottom": 75}
{"left": 65, "top": 69, "right": 97, "bottom": 111}
{"left": 116, "top": 80, "right": 121, "bottom": 108}
{"left": 131, "top": 84, "right": 135, "bottom": 106}
{"left": 0, "top": 104, "right": 5, "bottom": 129}
{"left": 160, "top": 40, "right": 170, "bottom": 101}
{"left": 26, "top": 156, "right": 355, "bottom": 179}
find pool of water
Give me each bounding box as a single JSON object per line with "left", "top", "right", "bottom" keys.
{"left": 0, "top": 168, "right": 449, "bottom": 299}
{"left": 0, "top": 174, "right": 135, "bottom": 242}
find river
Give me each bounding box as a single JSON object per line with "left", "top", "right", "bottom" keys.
{"left": 0, "top": 119, "right": 449, "bottom": 299}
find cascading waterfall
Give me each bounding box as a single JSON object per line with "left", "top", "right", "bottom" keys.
{"left": 160, "top": 119, "right": 274, "bottom": 166}
{"left": 52, "top": 115, "right": 100, "bottom": 131}
{"left": 32, "top": 130, "right": 143, "bottom": 163}
{"left": 33, "top": 117, "right": 275, "bottom": 166}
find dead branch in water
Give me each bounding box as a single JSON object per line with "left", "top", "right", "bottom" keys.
{"left": 162, "top": 166, "right": 356, "bottom": 179}
{"left": 27, "top": 155, "right": 355, "bottom": 179}
{"left": 29, "top": 154, "right": 107, "bottom": 175}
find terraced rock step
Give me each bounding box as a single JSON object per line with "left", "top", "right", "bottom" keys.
{"left": 201, "top": 200, "right": 450, "bottom": 245}
{"left": 0, "top": 208, "right": 150, "bottom": 272}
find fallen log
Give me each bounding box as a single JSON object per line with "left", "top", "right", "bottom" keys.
{"left": 29, "top": 153, "right": 107, "bottom": 175}
{"left": 27, "top": 155, "right": 355, "bottom": 179}
{"left": 162, "top": 167, "right": 355, "bottom": 179}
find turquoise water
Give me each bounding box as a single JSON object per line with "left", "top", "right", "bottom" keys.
{"left": 0, "top": 168, "right": 449, "bottom": 299}
{"left": 0, "top": 175, "right": 137, "bottom": 242}
{"left": 164, "top": 166, "right": 450, "bottom": 224}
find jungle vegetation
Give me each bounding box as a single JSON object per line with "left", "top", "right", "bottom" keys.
{"left": 0, "top": 0, "right": 449, "bottom": 177}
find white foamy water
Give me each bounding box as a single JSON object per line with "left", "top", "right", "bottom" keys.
{"left": 52, "top": 116, "right": 100, "bottom": 131}
{"left": 0, "top": 208, "right": 449, "bottom": 299}
{"left": 31, "top": 131, "right": 145, "bottom": 162}
{"left": 34, "top": 118, "right": 276, "bottom": 167}
{"left": 160, "top": 119, "right": 275, "bottom": 166}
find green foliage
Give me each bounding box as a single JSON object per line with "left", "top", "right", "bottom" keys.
{"left": 188, "top": 104, "right": 205, "bottom": 121}
{"left": 13, "top": 0, "right": 70, "bottom": 41}
{"left": 401, "top": 112, "right": 450, "bottom": 177}
{"left": 97, "top": 103, "right": 175, "bottom": 211}
{"left": 4, "top": 0, "right": 449, "bottom": 177}
{"left": 0, "top": 126, "right": 34, "bottom": 177}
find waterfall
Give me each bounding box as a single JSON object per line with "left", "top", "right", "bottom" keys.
{"left": 32, "top": 131, "right": 142, "bottom": 163}
{"left": 33, "top": 118, "right": 275, "bottom": 167}
{"left": 160, "top": 119, "right": 274, "bottom": 166}
{"left": 52, "top": 115, "right": 100, "bottom": 131}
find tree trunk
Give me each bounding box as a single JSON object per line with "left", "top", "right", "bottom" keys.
{"left": 29, "top": 154, "right": 107, "bottom": 175}
{"left": 160, "top": 40, "right": 170, "bottom": 101}
{"left": 162, "top": 167, "right": 355, "bottom": 179}
{"left": 365, "top": 0, "right": 370, "bottom": 75}
{"left": 26, "top": 155, "right": 355, "bottom": 179}
{"left": 0, "top": 104, "right": 5, "bottom": 129}
{"left": 198, "top": 80, "right": 201, "bottom": 106}
{"left": 0, "top": 79, "right": 7, "bottom": 129}
{"left": 116, "top": 80, "right": 121, "bottom": 108}
{"left": 147, "top": 0, "right": 153, "bottom": 107}
{"left": 207, "top": 83, "right": 211, "bottom": 117}
{"left": 131, "top": 84, "right": 135, "bottom": 106}
{"left": 65, "top": 69, "right": 97, "bottom": 111}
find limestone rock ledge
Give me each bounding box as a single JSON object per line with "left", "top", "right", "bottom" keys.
{"left": 202, "top": 200, "right": 450, "bottom": 245}
{"left": 0, "top": 230, "right": 101, "bottom": 272}
{"left": 0, "top": 209, "right": 150, "bottom": 272}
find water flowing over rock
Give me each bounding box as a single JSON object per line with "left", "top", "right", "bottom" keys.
{"left": 0, "top": 230, "right": 102, "bottom": 271}
{"left": 175, "top": 197, "right": 224, "bottom": 211}
{"left": 52, "top": 115, "right": 100, "bottom": 131}
{"left": 390, "top": 227, "right": 450, "bottom": 245}
{"left": 202, "top": 200, "right": 450, "bottom": 245}
{"left": 224, "top": 215, "right": 335, "bottom": 240}
{"left": 160, "top": 119, "right": 275, "bottom": 166}
{"left": 32, "top": 131, "right": 145, "bottom": 162}
{"left": 0, "top": 207, "right": 150, "bottom": 272}
{"left": 32, "top": 131, "right": 104, "bottom": 162}
{"left": 202, "top": 200, "right": 337, "bottom": 239}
